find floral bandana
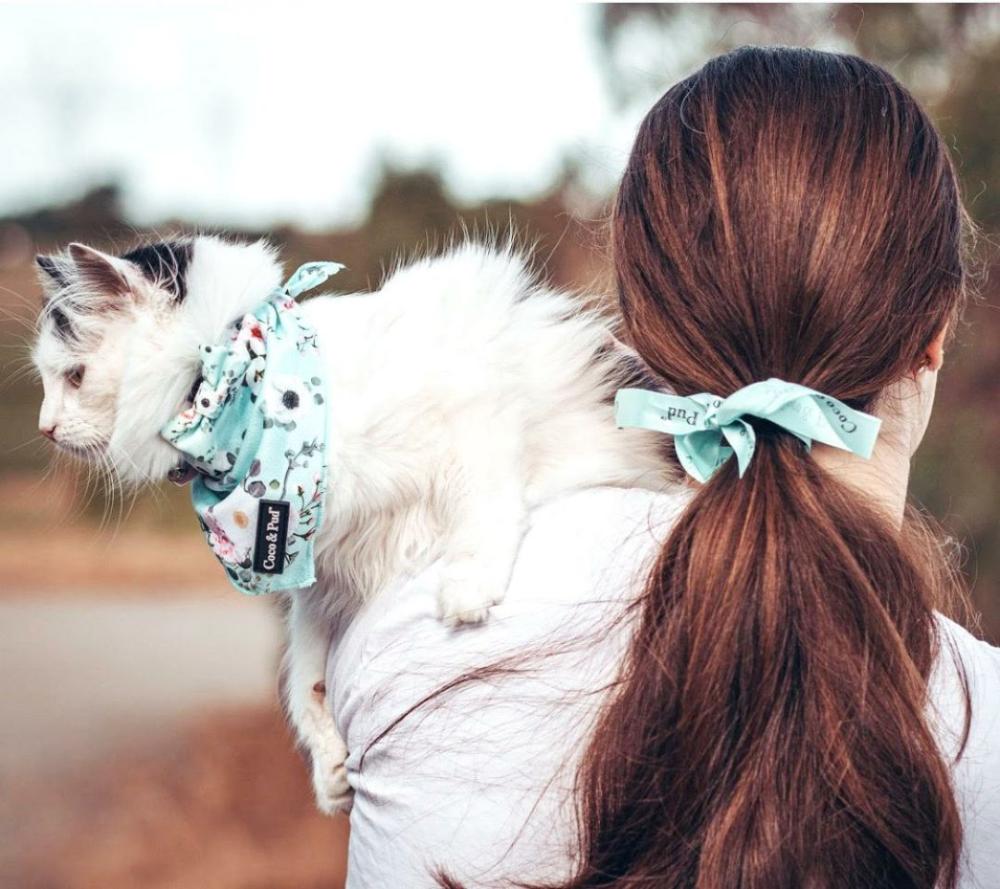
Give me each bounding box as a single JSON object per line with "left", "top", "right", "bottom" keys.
{"left": 161, "top": 261, "right": 343, "bottom": 595}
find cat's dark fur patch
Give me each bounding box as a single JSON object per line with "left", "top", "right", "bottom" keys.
{"left": 48, "top": 304, "right": 74, "bottom": 341}
{"left": 121, "top": 240, "right": 193, "bottom": 302}
{"left": 36, "top": 255, "right": 68, "bottom": 287}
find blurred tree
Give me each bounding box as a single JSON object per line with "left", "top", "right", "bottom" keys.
{"left": 597, "top": 4, "right": 999, "bottom": 118}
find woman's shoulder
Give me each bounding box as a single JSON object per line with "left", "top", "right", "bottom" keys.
{"left": 331, "top": 483, "right": 690, "bottom": 667}
{"left": 935, "top": 613, "right": 1000, "bottom": 678}
{"left": 327, "top": 483, "right": 691, "bottom": 705}
{"left": 929, "top": 613, "right": 1000, "bottom": 754}
{"left": 931, "top": 613, "right": 1000, "bottom": 749}
{"left": 523, "top": 483, "right": 694, "bottom": 590}
{"left": 531, "top": 482, "right": 691, "bottom": 534}
{"left": 930, "top": 614, "right": 1000, "bottom": 886}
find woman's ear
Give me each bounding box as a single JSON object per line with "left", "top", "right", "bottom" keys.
{"left": 920, "top": 324, "right": 947, "bottom": 374}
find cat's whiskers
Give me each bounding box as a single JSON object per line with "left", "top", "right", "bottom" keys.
{"left": 47, "top": 449, "right": 87, "bottom": 525}
{"left": 2, "top": 352, "right": 42, "bottom": 388}
{"left": 90, "top": 445, "right": 116, "bottom": 532}
{"left": 0, "top": 284, "right": 42, "bottom": 323}
{"left": 102, "top": 450, "right": 128, "bottom": 535}
{"left": 5, "top": 434, "right": 47, "bottom": 455}
{"left": 103, "top": 446, "right": 152, "bottom": 528}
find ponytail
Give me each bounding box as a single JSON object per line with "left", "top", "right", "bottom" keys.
{"left": 565, "top": 437, "right": 962, "bottom": 887}
{"left": 557, "top": 46, "right": 973, "bottom": 888}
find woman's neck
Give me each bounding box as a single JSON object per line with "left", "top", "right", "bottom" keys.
{"left": 810, "top": 372, "right": 938, "bottom": 527}
{"left": 811, "top": 436, "right": 911, "bottom": 526}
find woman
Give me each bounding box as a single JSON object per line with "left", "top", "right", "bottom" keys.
{"left": 325, "top": 47, "right": 1000, "bottom": 888}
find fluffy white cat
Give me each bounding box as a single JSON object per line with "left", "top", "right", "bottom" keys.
{"left": 32, "top": 235, "right": 667, "bottom": 812}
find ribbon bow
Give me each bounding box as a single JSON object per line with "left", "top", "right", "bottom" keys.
{"left": 614, "top": 378, "right": 881, "bottom": 484}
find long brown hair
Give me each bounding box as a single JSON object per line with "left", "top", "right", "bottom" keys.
{"left": 560, "top": 47, "right": 973, "bottom": 889}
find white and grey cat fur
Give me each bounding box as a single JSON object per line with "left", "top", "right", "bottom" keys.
{"left": 32, "top": 235, "right": 668, "bottom": 813}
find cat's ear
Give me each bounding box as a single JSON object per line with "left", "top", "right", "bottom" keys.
{"left": 68, "top": 242, "right": 140, "bottom": 301}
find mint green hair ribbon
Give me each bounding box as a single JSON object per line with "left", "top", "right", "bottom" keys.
{"left": 615, "top": 378, "right": 881, "bottom": 484}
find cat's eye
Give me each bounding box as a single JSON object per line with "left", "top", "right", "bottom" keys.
{"left": 65, "top": 365, "right": 85, "bottom": 389}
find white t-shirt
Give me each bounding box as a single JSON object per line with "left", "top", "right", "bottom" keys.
{"left": 326, "top": 485, "right": 1000, "bottom": 888}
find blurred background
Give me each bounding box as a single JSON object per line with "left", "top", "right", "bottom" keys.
{"left": 1, "top": 4, "right": 997, "bottom": 887}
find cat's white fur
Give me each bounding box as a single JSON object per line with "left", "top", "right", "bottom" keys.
{"left": 33, "top": 235, "right": 668, "bottom": 813}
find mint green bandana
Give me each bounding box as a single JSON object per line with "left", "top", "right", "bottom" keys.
{"left": 161, "top": 261, "right": 343, "bottom": 594}
{"left": 615, "top": 378, "right": 881, "bottom": 484}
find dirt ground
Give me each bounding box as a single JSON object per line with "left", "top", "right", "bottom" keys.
{"left": 1, "top": 470, "right": 229, "bottom": 596}
{"left": 0, "top": 524, "right": 228, "bottom": 596}
{"left": 1, "top": 706, "right": 349, "bottom": 889}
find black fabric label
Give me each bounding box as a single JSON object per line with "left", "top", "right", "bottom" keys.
{"left": 253, "top": 500, "right": 290, "bottom": 574}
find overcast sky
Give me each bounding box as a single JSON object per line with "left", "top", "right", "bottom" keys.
{"left": 0, "top": 3, "right": 653, "bottom": 229}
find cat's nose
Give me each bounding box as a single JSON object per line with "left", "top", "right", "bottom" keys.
{"left": 40, "top": 425, "right": 57, "bottom": 441}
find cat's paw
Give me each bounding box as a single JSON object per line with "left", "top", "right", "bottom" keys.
{"left": 437, "top": 560, "right": 505, "bottom": 627}
{"left": 312, "top": 753, "right": 352, "bottom": 816}
{"left": 296, "top": 690, "right": 352, "bottom": 816}
{"left": 310, "top": 735, "right": 353, "bottom": 816}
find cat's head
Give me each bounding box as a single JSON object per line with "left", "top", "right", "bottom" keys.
{"left": 32, "top": 235, "right": 282, "bottom": 484}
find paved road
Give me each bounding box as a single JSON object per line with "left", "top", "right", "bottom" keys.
{"left": 0, "top": 595, "right": 283, "bottom": 775}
